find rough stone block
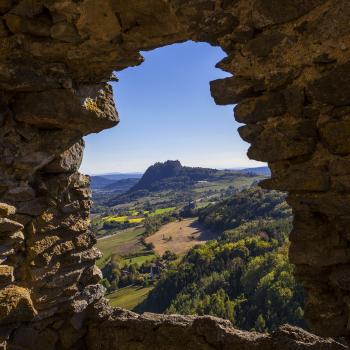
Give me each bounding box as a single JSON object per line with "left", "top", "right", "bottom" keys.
{"left": 77, "top": 0, "right": 121, "bottom": 42}
{"left": 16, "top": 199, "right": 46, "bottom": 216}
{"left": 14, "top": 84, "right": 119, "bottom": 134}
{"left": 231, "top": 25, "right": 254, "bottom": 43}
{"left": 283, "top": 86, "right": 305, "bottom": 117}
{"left": 238, "top": 124, "right": 263, "bottom": 144}
{"left": 288, "top": 192, "right": 350, "bottom": 217}
{"left": 44, "top": 140, "right": 84, "bottom": 174}
{"left": 234, "top": 93, "right": 286, "bottom": 123}
{"left": 246, "top": 31, "right": 286, "bottom": 57}
{"left": 261, "top": 160, "right": 330, "bottom": 191}
{"left": 0, "top": 0, "right": 13, "bottom": 14}
{"left": 329, "top": 265, "right": 350, "bottom": 291}
{"left": 320, "top": 119, "right": 350, "bottom": 155}
{"left": 308, "top": 62, "right": 350, "bottom": 106}
{"left": 12, "top": 326, "right": 58, "bottom": 350}
{"left": 247, "top": 119, "right": 317, "bottom": 162}
{"left": 252, "top": 0, "right": 327, "bottom": 27}
{"left": 290, "top": 240, "right": 349, "bottom": 267}
{"left": 5, "top": 185, "right": 35, "bottom": 202}
{"left": 50, "top": 22, "right": 81, "bottom": 43}
{"left": 0, "top": 266, "right": 13, "bottom": 287}
{"left": 210, "top": 76, "right": 264, "bottom": 105}
{"left": 331, "top": 175, "right": 350, "bottom": 192}
{"left": 4, "top": 14, "right": 51, "bottom": 37}
{"left": 0, "top": 204, "right": 15, "bottom": 217}
{"left": 0, "top": 19, "right": 8, "bottom": 37}
{"left": 0, "top": 286, "right": 36, "bottom": 324}
{"left": 0, "top": 219, "right": 23, "bottom": 233}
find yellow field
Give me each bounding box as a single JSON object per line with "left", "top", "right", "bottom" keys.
{"left": 145, "top": 218, "right": 216, "bottom": 256}
{"left": 102, "top": 206, "right": 175, "bottom": 224}
{"left": 129, "top": 218, "right": 144, "bottom": 223}
{"left": 105, "top": 215, "right": 128, "bottom": 223}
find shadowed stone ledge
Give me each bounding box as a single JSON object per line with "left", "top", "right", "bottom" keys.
{"left": 85, "top": 302, "right": 346, "bottom": 350}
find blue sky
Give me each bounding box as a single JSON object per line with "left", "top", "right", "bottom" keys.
{"left": 81, "top": 41, "right": 263, "bottom": 175}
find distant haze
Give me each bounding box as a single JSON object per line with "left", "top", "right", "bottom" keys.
{"left": 80, "top": 41, "right": 264, "bottom": 174}
{"left": 90, "top": 166, "right": 268, "bottom": 176}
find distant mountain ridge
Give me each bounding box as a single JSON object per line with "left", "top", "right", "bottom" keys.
{"left": 103, "top": 178, "right": 140, "bottom": 192}
{"left": 90, "top": 176, "right": 117, "bottom": 189}
{"left": 90, "top": 163, "right": 270, "bottom": 192}
{"left": 90, "top": 173, "right": 142, "bottom": 190}
{"left": 96, "top": 173, "right": 143, "bottom": 181}
{"left": 239, "top": 166, "right": 270, "bottom": 176}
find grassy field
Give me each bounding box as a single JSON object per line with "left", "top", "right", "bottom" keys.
{"left": 145, "top": 218, "right": 216, "bottom": 256}
{"left": 104, "top": 215, "right": 145, "bottom": 223}
{"left": 193, "top": 176, "right": 262, "bottom": 194}
{"left": 129, "top": 218, "right": 144, "bottom": 223}
{"left": 102, "top": 207, "right": 175, "bottom": 224}
{"left": 96, "top": 227, "right": 145, "bottom": 267}
{"left": 195, "top": 201, "right": 211, "bottom": 209}
{"left": 107, "top": 285, "right": 153, "bottom": 310}
{"left": 149, "top": 207, "right": 176, "bottom": 216}
{"left": 121, "top": 253, "right": 156, "bottom": 265}
{"left": 105, "top": 215, "right": 128, "bottom": 222}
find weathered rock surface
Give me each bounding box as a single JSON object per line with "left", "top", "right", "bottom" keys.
{"left": 87, "top": 306, "right": 346, "bottom": 350}
{"left": 0, "top": 0, "right": 350, "bottom": 348}
{"left": 0, "top": 286, "right": 36, "bottom": 324}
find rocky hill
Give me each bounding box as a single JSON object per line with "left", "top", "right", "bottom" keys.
{"left": 130, "top": 160, "right": 226, "bottom": 192}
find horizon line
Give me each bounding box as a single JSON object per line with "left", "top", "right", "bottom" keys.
{"left": 86, "top": 164, "right": 268, "bottom": 176}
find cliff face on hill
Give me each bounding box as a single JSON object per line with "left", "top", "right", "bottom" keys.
{"left": 129, "top": 160, "right": 217, "bottom": 192}
{"left": 130, "top": 160, "right": 184, "bottom": 191}
{"left": 0, "top": 0, "right": 350, "bottom": 349}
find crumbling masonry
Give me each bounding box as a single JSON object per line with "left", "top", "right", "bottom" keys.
{"left": 0, "top": 0, "right": 350, "bottom": 349}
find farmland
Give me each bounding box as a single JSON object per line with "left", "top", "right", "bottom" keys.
{"left": 107, "top": 285, "right": 153, "bottom": 310}
{"left": 145, "top": 218, "right": 216, "bottom": 256}
{"left": 96, "top": 227, "right": 146, "bottom": 267}
{"left": 93, "top": 207, "right": 177, "bottom": 237}
{"left": 96, "top": 217, "right": 216, "bottom": 310}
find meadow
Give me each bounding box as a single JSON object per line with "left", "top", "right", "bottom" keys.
{"left": 145, "top": 218, "right": 216, "bottom": 256}
{"left": 96, "top": 227, "right": 146, "bottom": 267}
{"left": 107, "top": 285, "right": 153, "bottom": 310}
{"left": 102, "top": 207, "right": 176, "bottom": 224}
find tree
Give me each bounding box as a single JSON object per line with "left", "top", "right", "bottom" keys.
{"left": 162, "top": 250, "right": 177, "bottom": 261}
{"left": 255, "top": 314, "right": 266, "bottom": 332}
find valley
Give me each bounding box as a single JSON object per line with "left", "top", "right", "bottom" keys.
{"left": 91, "top": 161, "right": 304, "bottom": 333}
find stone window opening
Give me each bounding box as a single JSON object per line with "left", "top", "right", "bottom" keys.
{"left": 0, "top": 0, "right": 349, "bottom": 349}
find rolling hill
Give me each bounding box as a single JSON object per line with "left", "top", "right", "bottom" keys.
{"left": 239, "top": 167, "right": 271, "bottom": 176}
{"left": 129, "top": 160, "right": 219, "bottom": 192}
{"left": 91, "top": 174, "right": 142, "bottom": 190}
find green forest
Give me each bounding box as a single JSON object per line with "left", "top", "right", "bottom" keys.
{"left": 137, "top": 189, "right": 305, "bottom": 332}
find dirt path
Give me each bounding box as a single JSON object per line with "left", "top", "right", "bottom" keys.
{"left": 145, "top": 218, "right": 216, "bottom": 256}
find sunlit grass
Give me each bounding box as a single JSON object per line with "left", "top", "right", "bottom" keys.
{"left": 128, "top": 217, "right": 144, "bottom": 223}
{"left": 121, "top": 253, "right": 156, "bottom": 265}
{"left": 96, "top": 227, "right": 145, "bottom": 267}
{"left": 149, "top": 207, "right": 176, "bottom": 216}
{"left": 105, "top": 215, "right": 128, "bottom": 223}
{"left": 107, "top": 285, "right": 153, "bottom": 310}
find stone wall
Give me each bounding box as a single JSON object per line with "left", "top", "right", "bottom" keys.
{"left": 0, "top": 0, "right": 349, "bottom": 348}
